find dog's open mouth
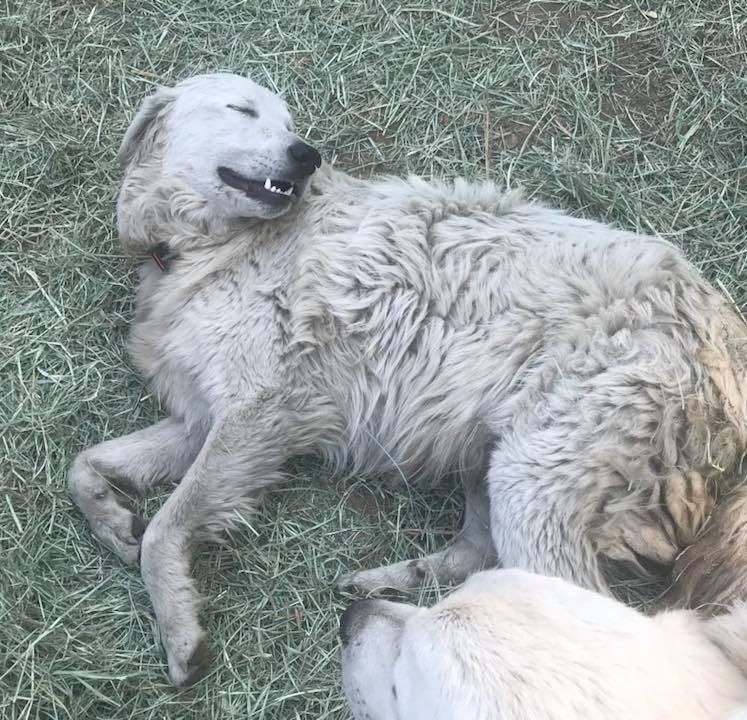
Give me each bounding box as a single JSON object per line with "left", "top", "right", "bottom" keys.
{"left": 217, "top": 166, "right": 297, "bottom": 205}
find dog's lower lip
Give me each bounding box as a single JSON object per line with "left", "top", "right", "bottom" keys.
{"left": 217, "top": 166, "right": 296, "bottom": 204}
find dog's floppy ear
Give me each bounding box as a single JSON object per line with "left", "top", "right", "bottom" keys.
{"left": 118, "top": 86, "right": 176, "bottom": 166}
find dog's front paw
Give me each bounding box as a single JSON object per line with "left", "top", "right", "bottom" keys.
{"left": 164, "top": 630, "right": 214, "bottom": 687}
{"left": 90, "top": 504, "right": 146, "bottom": 567}
{"left": 68, "top": 455, "right": 147, "bottom": 566}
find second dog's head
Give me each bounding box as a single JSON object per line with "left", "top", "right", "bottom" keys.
{"left": 119, "top": 72, "right": 321, "bottom": 223}
{"left": 339, "top": 569, "right": 728, "bottom": 720}
{"left": 339, "top": 572, "right": 517, "bottom": 720}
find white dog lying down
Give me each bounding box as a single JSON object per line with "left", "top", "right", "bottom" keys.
{"left": 341, "top": 569, "right": 747, "bottom": 720}
{"left": 68, "top": 72, "right": 747, "bottom": 685}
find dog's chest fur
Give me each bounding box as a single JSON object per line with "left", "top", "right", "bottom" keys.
{"left": 129, "top": 233, "right": 299, "bottom": 429}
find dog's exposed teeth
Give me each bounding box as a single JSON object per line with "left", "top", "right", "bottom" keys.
{"left": 264, "top": 177, "right": 294, "bottom": 196}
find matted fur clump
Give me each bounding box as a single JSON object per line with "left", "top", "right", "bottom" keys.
{"left": 68, "top": 73, "right": 747, "bottom": 685}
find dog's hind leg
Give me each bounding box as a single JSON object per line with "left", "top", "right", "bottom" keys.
{"left": 336, "top": 475, "right": 497, "bottom": 595}
{"left": 68, "top": 418, "right": 206, "bottom": 566}
{"left": 486, "top": 428, "right": 610, "bottom": 594}
{"left": 139, "top": 391, "right": 335, "bottom": 686}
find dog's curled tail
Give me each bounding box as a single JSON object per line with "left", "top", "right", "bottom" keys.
{"left": 662, "top": 304, "right": 747, "bottom": 614}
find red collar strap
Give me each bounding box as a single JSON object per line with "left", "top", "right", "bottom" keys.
{"left": 150, "top": 243, "right": 170, "bottom": 272}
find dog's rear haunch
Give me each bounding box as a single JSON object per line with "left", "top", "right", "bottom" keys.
{"left": 663, "top": 308, "right": 747, "bottom": 612}
{"left": 68, "top": 73, "right": 747, "bottom": 685}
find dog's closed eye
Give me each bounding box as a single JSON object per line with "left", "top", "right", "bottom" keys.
{"left": 227, "top": 103, "right": 258, "bottom": 118}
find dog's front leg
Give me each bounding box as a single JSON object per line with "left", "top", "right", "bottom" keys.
{"left": 139, "top": 390, "right": 333, "bottom": 686}
{"left": 69, "top": 418, "right": 206, "bottom": 566}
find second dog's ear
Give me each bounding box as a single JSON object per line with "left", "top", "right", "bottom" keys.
{"left": 118, "top": 86, "right": 176, "bottom": 166}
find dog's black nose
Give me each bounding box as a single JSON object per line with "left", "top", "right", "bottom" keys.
{"left": 288, "top": 140, "right": 322, "bottom": 175}
{"left": 339, "top": 599, "right": 377, "bottom": 647}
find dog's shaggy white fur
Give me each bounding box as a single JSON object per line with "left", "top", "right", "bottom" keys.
{"left": 68, "top": 73, "right": 747, "bottom": 686}
{"left": 341, "top": 569, "right": 747, "bottom": 720}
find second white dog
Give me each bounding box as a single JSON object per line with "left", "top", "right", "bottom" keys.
{"left": 341, "top": 570, "right": 747, "bottom": 720}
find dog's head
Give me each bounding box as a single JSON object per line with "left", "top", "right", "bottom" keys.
{"left": 340, "top": 569, "right": 654, "bottom": 720}
{"left": 119, "top": 72, "right": 321, "bottom": 222}
{"left": 339, "top": 573, "right": 522, "bottom": 720}
{"left": 339, "top": 598, "right": 418, "bottom": 720}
